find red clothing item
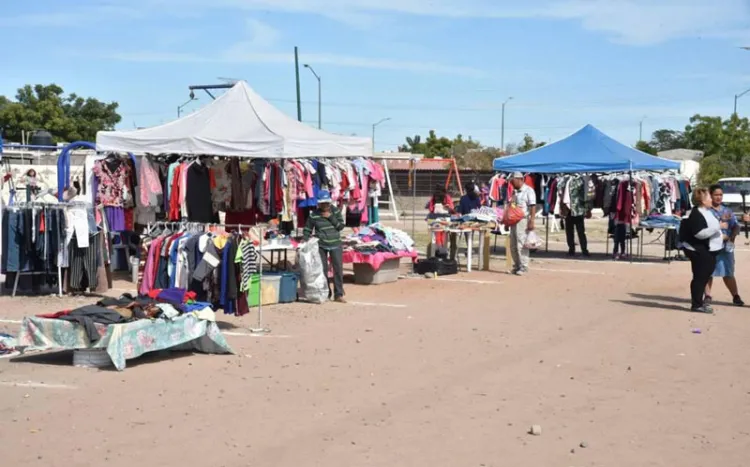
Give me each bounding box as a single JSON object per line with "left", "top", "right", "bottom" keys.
{"left": 427, "top": 195, "right": 455, "bottom": 213}
{"left": 124, "top": 208, "right": 134, "bottom": 230}
{"left": 37, "top": 310, "right": 72, "bottom": 319}
{"left": 274, "top": 164, "right": 284, "bottom": 214}
{"left": 169, "top": 165, "right": 183, "bottom": 220}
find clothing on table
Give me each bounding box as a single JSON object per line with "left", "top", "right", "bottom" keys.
{"left": 55, "top": 304, "right": 128, "bottom": 343}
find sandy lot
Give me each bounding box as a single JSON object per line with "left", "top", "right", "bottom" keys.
{"left": 1, "top": 232, "right": 750, "bottom": 467}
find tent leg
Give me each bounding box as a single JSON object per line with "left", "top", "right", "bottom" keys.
{"left": 383, "top": 160, "right": 399, "bottom": 222}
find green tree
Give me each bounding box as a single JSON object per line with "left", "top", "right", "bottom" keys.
{"left": 398, "top": 130, "right": 458, "bottom": 158}
{"left": 516, "top": 133, "right": 546, "bottom": 153}
{"left": 649, "top": 129, "right": 686, "bottom": 152}
{"left": 682, "top": 114, "right": 750, "bottom": 185}
{"left": 0, "top": 84, "right": 121, "bottom": 143}
{"left": 399, "top": 134, "right": 425, "bottom": 154}
{"left": 635, "top": 140, "right": 657, "bottom": 155}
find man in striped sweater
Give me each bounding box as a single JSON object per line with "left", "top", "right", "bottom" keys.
{"left": 303, "top": 190, "right": 346, "bottom": 303}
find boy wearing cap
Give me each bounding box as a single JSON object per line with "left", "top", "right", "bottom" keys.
{"left": 303, "top": 190, "right": 346, "bottom": 302}
{"left": 509, "top": 172, "right": 536, "bottom": 275}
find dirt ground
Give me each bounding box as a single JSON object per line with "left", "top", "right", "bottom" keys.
{"left": 1, "top": 229, "right": 750, "bottom": 467}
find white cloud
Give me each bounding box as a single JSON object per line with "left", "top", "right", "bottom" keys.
{"left": 244, "top": 18, "right": 281, "bottom": 49}
{"left": 100, "top": 48, "right": 484, "bottom": 76}
{"left": 152, "top": 0, "right": 750, "bottom": 45}
{"left": 5, "top": 0, "right": 748, "bottom": 45}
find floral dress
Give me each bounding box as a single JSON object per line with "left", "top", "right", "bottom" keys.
{"left": 93, "top": 159, "right": 134, "bottom": 208}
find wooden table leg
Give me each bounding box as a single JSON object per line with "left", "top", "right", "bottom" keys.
{"left": 482, "top": 231, "right": 490, "bottom": 271}
{"left": 449, "top": 232, "right": 458, "bottom": 261}
{"left": 467, "top": 231, "right": 474, "bottom": 272}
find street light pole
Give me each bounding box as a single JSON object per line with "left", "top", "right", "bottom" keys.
{"left": 372, "top": 117, "right": 391, "bottom": 153}
{"left": 304, "top": 64, "right": 322, "bottom": 129}
{"left": 734, "top": 87, "right": 750, "bottom": 115}
{"left": 501, "top": 96, "right": 513, "bottom": 151}
{"left": 177, "top": 96, "right": 198, "bottom": 118}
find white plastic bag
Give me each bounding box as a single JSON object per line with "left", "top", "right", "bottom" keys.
{"left": 297, "top": 238, "right": 329, "bottom": 304}
{"left": 524, "top": 230, "right": 543, "bottom": 250}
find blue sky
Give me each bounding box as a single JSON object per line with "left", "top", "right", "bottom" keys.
{"left": 1, "top": 0, "right": 749, "bottom": 151}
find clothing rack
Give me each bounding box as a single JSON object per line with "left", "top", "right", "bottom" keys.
{"left": 5, "top": 201, "right": 90, "bottom": 297}
{"left": 144, "top": 220, "right": 271, "bottom": 334}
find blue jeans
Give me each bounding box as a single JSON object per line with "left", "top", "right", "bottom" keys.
{"left": 3, "top": 210, "right": 30, "bottom": 272}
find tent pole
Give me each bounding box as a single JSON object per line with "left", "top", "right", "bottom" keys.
{"left": 250, "top": 225, "right": 271, "bottom": 334}
{"left": 411, "top": 158, "right": 417, "bottom": 243}
{"left": 294, "top": 47, "right": 302, "bottom": 122}
{"left": 629, "top": 165, "right": 634, "bottom": 264}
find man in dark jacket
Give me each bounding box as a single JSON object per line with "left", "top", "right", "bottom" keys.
{"left": 303, "top": 190, "right": 346, "bottom": 302}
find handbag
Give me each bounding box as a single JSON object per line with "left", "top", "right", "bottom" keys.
{"left": 502, "top": 204, "right": 525, "bottom": 226}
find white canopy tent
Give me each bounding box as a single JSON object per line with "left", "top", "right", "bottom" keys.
{"left": 96, "top": 81, "right": 372, "bottom": 158}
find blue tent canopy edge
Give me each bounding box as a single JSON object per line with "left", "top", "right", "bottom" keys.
{"left": 492, "top": 124, "right": 680, "bottom": 173}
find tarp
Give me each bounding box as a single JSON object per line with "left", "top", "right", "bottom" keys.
{"left": 96, "top": 81, "right": 372, "bottom": 158}
{"left": 493, "top": 124, "right": 681, "bottom": 173}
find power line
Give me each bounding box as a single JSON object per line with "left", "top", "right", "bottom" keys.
{"left": 118, "top": 93, "right": 731, "bottom": 119}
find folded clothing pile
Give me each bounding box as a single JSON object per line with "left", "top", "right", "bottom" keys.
{"left": 36, "top": 289, "right": 215, "bottom": 343}
{"left": 344, "top": 223, "right": 415, "bottom": 254}
{"left": 428, "top": 206, "right": 500, "bottom": 230}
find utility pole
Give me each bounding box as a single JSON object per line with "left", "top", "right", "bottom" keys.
{"left": 372, "top": 117, "right": 391, "bottom": 153}
{"left": 294, "top": 47, "right": 302, "bottom": 122}
{"left": 303, "top": 64, "right": 322, "bottom": 128}
{"left": 501, "top": 96, "right": 513, "bottom": 151}
{"left": 177, "top": 97, "right": 198, "bottom": 118}
{"left": 734, "top": 87, "right": 750, "bottom": 115}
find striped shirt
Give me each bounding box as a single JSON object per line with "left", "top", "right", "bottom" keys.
{"left": 303, "top": 208, "right": 344, "bottom": 249}
{"left": 235, "top": 239, "right": 259, "bottom": 292}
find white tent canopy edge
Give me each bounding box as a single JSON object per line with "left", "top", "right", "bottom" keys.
{"left": 96, "top": 81, "right": 372, "bottom": 158}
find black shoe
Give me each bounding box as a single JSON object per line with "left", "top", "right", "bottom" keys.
{"left": 567, "top": 250, "right": 576, "bottom": 257}
{"left": 704, "top": 295, "right": 713, "bottom": 305}
{"left": 733, "top": 295, "right": 745, "bottom": 306}
{"left": 690, "top": 305, "right": 714, "bottom": 314}
{"left": 582, "top": 250, "right": 591, "bottom": 257}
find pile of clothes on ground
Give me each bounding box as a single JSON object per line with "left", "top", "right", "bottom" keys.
{"left": 427, "top": 206, "right": 500, "bottom": 231}
{"left": 35, "top": 288, "right": 216, "bottom": 343}
{"left": 639, "top": 214, "right": 682, "bottom": 229}
{"left": 0, "top": 333, "right": 18, "bottom": 357}
{"left": 343, "top": 223, "right": 415, "bottom": 254}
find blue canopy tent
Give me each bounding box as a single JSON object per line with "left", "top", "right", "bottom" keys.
{"left": 493, "top": 124, "right": 680, "bottom": 173}
{"left": 492, "top": 125, "right": 680, "bottom": 258}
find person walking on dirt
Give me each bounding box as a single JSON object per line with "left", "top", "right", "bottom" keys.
{"left": 680, "top": 187, "right": 727, "bottom": 313}
{"left": 303, "top": 190, "right": 346, "bottom": 303}
{"left": 509, "top": 172, "right": 536, "bottom": 275}
{"left": 705, "top": 184, "right": 744, "bottom": 306}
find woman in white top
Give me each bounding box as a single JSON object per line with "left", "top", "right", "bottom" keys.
{"left": 679, "top": 187, "right": 728, "bottom": 313}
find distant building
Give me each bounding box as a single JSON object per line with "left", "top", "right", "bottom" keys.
{"left": 657, "top": 149, "right": 702, "bottom": 183}
{"left": 657, "top": 149, "right": 703, "bottom": 161}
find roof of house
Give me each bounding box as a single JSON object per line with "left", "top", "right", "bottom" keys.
{"left": 386, "top": 159, "right": 452, "bottom": 171}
